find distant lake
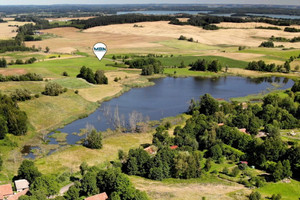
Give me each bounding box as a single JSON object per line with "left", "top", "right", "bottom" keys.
{"left": 246, "top": 13, "right": 300, "bottom": 19}
{"left": 117, "top": 10, "right": 300, "bottom": 19}
{"left": 47, "top": 76, "right": 293, "bottom": 145}
{"left": 117, "top": 10, "right": 210, "bottom": 15}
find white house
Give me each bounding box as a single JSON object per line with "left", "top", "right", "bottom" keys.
{"left": 14, "top": 179, "right": 29, "bottom": 192}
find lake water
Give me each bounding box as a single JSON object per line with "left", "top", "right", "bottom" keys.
{"left": 117, "top": 10, "right": 210, "bottom": 15}
{"left": 246, "top": 13, "right": 300, "bottom": 19}
{"left": 116, "top": 10, "right": 300, "bottom": 19}
{"left": 47, "top": 76, "right": 293, "bottom": 145}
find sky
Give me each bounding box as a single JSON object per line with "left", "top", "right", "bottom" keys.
{"left": 0, "top": 0, "right": 299, "bottom": 6}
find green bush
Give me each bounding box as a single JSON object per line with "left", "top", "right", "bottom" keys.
{"left": 43, "top": 82, "right": 65, "bottom": 96}
{"left": 259, "top": 41, "right": 274, "bottom": 48}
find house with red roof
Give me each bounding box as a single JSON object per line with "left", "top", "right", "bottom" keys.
{"left": 0, "top": 184, "right": 13, "bottom": 200}
{"left": 85, "top": 192, "right": 108, "bottom": 200}
{"left": 7, "top": 189, "right": 29, "bottom": 200}
{"left": 170, "top": 145, "right": 178, "bottom": 150}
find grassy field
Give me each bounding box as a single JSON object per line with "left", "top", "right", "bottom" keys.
{"left": 157, "top": 39, "right": 219, "bottom": 52}
{"left": 257, "top": 180, "right": 300, "bottom": 200}
{"left": 230, "top": 89, "right": 290, "bottom": 102}
{"left": 8, "top": 56, "right": 115, "bottom": 77}
{"left": 35, "top": 132, "right": 153, "bottom": 174}
{"left": 52, "top": 77, "right": 92, "bottom": 89}
{"left": 241, "top": 48, "right": 300, "bottom": 60}
{"left": 18, "top": 90, "right": 98, "bottom": 132}
{"left": 0, "top": 81, "right": 45, "bottom": 95}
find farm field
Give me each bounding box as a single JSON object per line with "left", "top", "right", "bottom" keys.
{"left": 0, "top": 20, "right": 33, "bottom": 39}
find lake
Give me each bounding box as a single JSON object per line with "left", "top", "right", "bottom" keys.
{"left": 117, "top": 10, "right": 210, "bottom": 15}
{"left": 116, "top": 10, "right": 300, "bottom": 19}
{"left": 48, "top": 76, "right": 293, "bottom": 145}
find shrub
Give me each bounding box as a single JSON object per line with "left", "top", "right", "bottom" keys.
{"left": 203, "top": 24, "right": 219, "bottom": 30}
{"left": 231, "top": 166, "right": 240, "bottom": 177}
{"left": 178, "top": 35, "right": 187, "bottom": 40}
{"left": 43, "top": 82, "right": 65, "bottom": 96}
{"left": 222, "top": 167, "right": 229, "bottom": 175}
{"left": 249, "top": 191, "right": 261, "bottom": 200}
{"left": 83, "top": 129, "right": 103, "bottom": 149}
{"left": 0, "top": 58, "right": 7, "bottom": 68}
{"left": 11, "top": 89, "right": 31, "bottom": 101}
{"left": 259, "top": 41, "right": 274, "bottom": 48}
{"left": 271, "top": 194, "right": 282, "bottom": 200}
{"left": 94, "top": 70, "right": 108, "bottom": 84}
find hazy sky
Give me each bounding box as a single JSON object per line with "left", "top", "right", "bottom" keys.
{"left": 0, "top": 0, "right": 299, "bottom": 5}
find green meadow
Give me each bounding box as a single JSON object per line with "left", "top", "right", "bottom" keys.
{"left": 257, "top": 180, "right": 300, "bottom": 200}
{"left": 10, "top": 56, "right": 116, "bottom": 77}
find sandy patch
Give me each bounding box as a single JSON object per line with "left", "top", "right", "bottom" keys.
{"left": 0, "top": 68, "right": 27, "bottom": 76}
{"left": 25, "top": 26, "right": 170, "bottom": 54}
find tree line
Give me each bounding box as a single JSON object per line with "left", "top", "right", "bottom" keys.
{"left": 246, "top": 60, "right": 291, "bottom": 73}
{"left": 189, "top": 59, "right": 222, "bottom": 72}
{"left": 125, "top": 58, "right": 164, "bottom": 76}
{"left": 0, "top": 39, "right": 37, "bottom": 53}
{"left": 284, "top": 27, "right": 300, "bottom": 32}
{"left": 269, "top": 35, "right": 300, "bottom": 43}
{"left": 73, "top": 14, "right": 174, "bottom": 29}
{"left": 0, "top": 93, "right": 28, "bottom": 139}
{"left": 0, "top": 73, "right": 43, "bottom": 82}
{"left": 170, "top": 15, "right": 300, "bottom": 29}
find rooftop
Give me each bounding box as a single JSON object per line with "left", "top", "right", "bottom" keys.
{"left": 0, "top": 184, "right": 13, "bottom": 199}
{"left": 14, "top": 179, "right": 29, "bottom": 191}
{"left": 85, "top": 192, "right": 108, "bottom": 200}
